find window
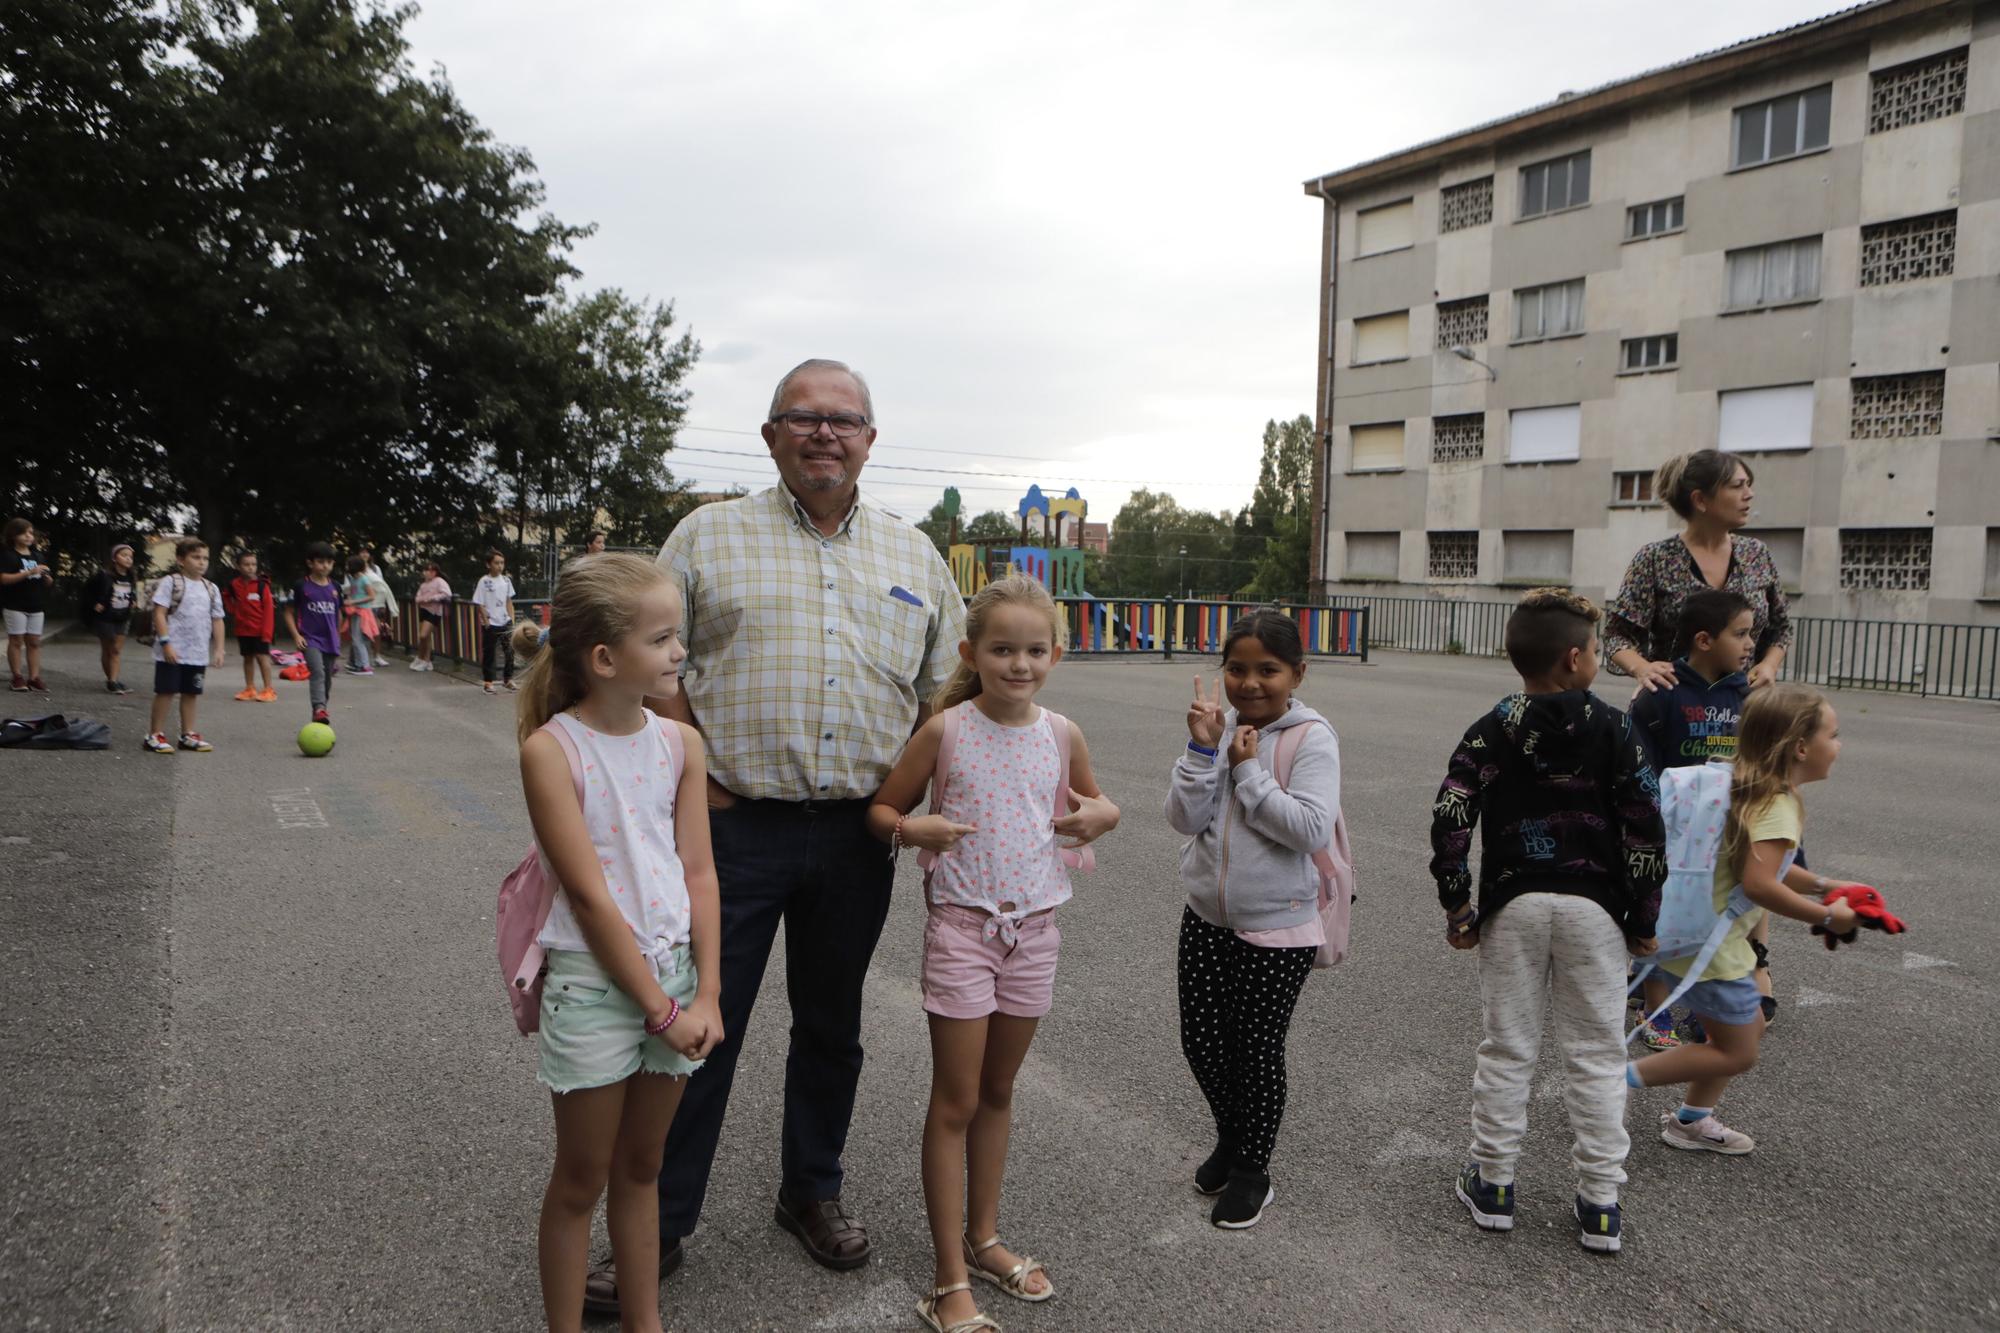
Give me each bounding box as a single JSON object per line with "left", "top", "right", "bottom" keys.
{"left": 1518, "top": 150, "right": 1590, "bottom": 218}
{"left": 1349, "top": 422, "right": 1405, "bottom": 471}
{"left": 1427, "top": 531, "right": 1478, "bottom": 580}
{"left": 1432, "top": 412, "right": 1485, "bottom": 464}
{"left": 1345, "top": 531, "right": 1400, "bottom": 580}
{"left": 1986, "top": 528, "right": 2000, "bottom": 598}
{"left": 1352, "top": 310, "right": 1410, "bottom": 364}
{"left": 1502, "top": 531, "right": 1574, "bottom": 584}
{"left": 1612, "top": 470, "right": 1656, "bottom": 506}
{"left": 1620, "top": 334, "right": 1679, "bottom": 372}
{"left": 1869, "top": 48, "right": 1968, "bottom": 134}
{"left": 1626, "top": 197, "right": 1685, "bottom": 239}
{"left": 1356, "top": 199, "right": 1415, "bottom": 256}
{"left": 1732, "top": 84, "right": 1832, "bottom": 169}
{"left": 1725, "top": 236, "right": 1821, "bottom": 309}
{"left": 1440, "top": 176, "right": 1493, "bottom": 232}
{"left": 1718, "top": 384, "right": 1813, "bottom": 453}
{"left": 1860, "top": 211, "right": 1956, "bottom": 286}
{"left": 1744, "top": 528, "right": 1804, "bottom": 590}
{"left": 1513, "top": 278, "right": 1585, "bottom": 341}
{"left": 1850, "top": 371, "right": 1945, "bottom": 439}
{"left": 1435, "top": 296, "right": 1488, "bottom": 350}
{"left": 1508, "top": 404, "right": 1581, "bottom": 463}
{"left": 1839, "top": 528, "right": 1932, "bottom": 592}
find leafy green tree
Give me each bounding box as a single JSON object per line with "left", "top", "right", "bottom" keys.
{"left": 1098, "top": 489, "right": 1239, "bottom": 599}
{"left": 962, "top": 510, "right": 1017, "bottom": 544}
{"left": 1236, "top": 414, "right": 1314, "bottom": 601}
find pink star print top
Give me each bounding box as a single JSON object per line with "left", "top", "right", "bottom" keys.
{"left": 927, "top": 705, "right": 1074, "bottom": 925}
{"left": 536, "top": 709, "right": 691, "bottom": 967}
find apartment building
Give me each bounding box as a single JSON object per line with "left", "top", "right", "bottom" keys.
{"left": 1301, "top": 0, "right": 2000, "bottom": 623}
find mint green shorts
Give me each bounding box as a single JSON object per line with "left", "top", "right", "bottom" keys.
{"left": 537, "top": 945, "right": 704, "bottom": 1093}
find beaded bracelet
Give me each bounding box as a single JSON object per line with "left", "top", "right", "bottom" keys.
{"left": 889, "top": 812, "right": 908, "bottom": 862}
{"left": 645, "top": 997, "right": 681, "bottom": 1035}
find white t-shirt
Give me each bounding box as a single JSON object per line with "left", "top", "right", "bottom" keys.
{"left": 472, "top": 574, "right": 514, "bottom": 627}
{"left": 152, "top": 576, "right": 225, "bottom": 665}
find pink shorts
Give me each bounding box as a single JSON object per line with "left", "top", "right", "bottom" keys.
{"left": 920, "top": 904, "right": 1061, "bottom": 1020}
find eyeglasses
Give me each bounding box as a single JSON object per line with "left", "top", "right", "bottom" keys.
{"left": 771, "top": 411, "right": 870, "bottom": 439}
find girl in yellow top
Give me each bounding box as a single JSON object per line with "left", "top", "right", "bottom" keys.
{"left": 1627, "top": 684, "right": 1862, "bottom": 1154}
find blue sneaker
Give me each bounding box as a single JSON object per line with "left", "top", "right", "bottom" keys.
{"left": 1454, "top": 1162, "right": 1514, "bottom": 1232}
{"left": 1574, "top": 1196, "right": 1622, "bottom": 1254}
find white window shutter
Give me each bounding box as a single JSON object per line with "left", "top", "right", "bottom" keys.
{"left": 1508, "top": 405, "right": 1582, "bottom": 462}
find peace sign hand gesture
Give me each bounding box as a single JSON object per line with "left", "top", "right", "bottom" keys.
{"left": 1187, "top": 675, "right": 1226, "bottom": 748}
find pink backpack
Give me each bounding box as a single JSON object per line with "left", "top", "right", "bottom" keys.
{"left": 497, "top": 715, "right": 686, "bottom": 1035}
{"left": 914, "top": 702, "right": 1097, "bottom": 888}
{"left": 1268, "top": 720, "right": 1356, "bottom": 969}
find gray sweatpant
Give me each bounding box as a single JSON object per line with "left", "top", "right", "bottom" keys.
{"left": 305, "top": 644, "right": 339, "bottom": 712}
{"left": 1471, "top": 891, "right": 1631, "bottom": 1205}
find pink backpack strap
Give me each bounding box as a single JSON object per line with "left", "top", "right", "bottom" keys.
{"left": 1042, "top": 707, "right": 1095, "bottom": 873}
{"left": 1269, "top": 722, "right": 1343, "bottom": 905}
{"left": 656, "top": 715, "right": 686, "bottom": 786}
{"left": 915, "top": 703, "right": 966, "bottom": 878}
{"left": 512, "top": 718, "right": 586, "bottom": 991}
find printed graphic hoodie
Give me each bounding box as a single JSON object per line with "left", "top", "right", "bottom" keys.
{"left": 1428, "top": 690, "right": 1665, "bottom": 937}
{"left": 1166, "top": 699, "right": 1338, "bottom": 932}
{"left": 1627, "top": 658, "right": 1748, "bottom": 771}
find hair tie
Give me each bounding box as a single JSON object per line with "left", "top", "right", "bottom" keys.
{"left": 538, "top": 625, "right": 550, "bottom": 645}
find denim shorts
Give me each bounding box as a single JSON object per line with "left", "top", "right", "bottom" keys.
{"left": 1674, "top": 973, "right": 1765, "bottom": 1026}
{"left": 537, "top": 944, "right": 703, "bottom": 1093}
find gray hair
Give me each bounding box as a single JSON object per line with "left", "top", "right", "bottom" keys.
{"left": 768, "top": 358, "right": 874, "bottom": 425}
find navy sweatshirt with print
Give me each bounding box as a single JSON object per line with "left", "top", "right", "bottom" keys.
{"left": 1627, "top": 658, "right": 1748, "bottom": 771}
{"left": 1428, "top": 690, "right": 1666, "bottom": 937}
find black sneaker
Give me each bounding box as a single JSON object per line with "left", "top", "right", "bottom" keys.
{"left": 1209, "top": 1169, "right": 1272, "bottom": 1229}
{"left": 1574, "top": 1196, "right": 1622, "bottom": 1254}
{"left": 1760, "top": 994, "right": 1778, "bottom": 1024}
{"left": 1455, "top": 1162, "right": 1515, "bottom": 1232}
{"left": 1194, "top": 1141, "right": 1233, "bottom": 1196}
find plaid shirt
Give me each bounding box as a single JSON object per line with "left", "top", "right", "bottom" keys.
{"left": 656, "top": 485, "right": 967, "bottom": 801}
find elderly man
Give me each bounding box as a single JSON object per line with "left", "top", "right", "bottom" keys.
{"left": 585, "top": 359, "right": 967, "bottom": 1315}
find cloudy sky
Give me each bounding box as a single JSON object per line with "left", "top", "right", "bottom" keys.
{"left": 403, "top": 0, "right": 1837, "bottom": 525}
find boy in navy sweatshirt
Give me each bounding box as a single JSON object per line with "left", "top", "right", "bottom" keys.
{"left": 1429, "top": 588, "right": 1665, "bottom": 1255}
{"left": 1628, "top": 589, "right": 1754, "bottom": 772}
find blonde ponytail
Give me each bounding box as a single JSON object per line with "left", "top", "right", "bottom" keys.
{"left": 930, "top": 573, "right": 1066, "bottom": 713}
{"left": 514, "top": 552, "right": 676, "bottom": 743}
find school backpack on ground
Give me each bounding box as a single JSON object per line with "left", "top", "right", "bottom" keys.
{"left": 496, "top": 715, "right": 686, "bottom": 1035}
{"left": 0, "top": 713, "right": 111, "bottom": 750}
{"left": 1268, "top": 719, "right": 1356, "bottom": 969}
{"left": 1626, "top": 760, "right": 1794, "bottom": 1042}
{"left": 915, "top": 702, "right": 1096, "bottom": 891}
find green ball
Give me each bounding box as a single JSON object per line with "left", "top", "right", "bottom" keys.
{"left": 298, "top": 721, "right": 337, "bottom": 757}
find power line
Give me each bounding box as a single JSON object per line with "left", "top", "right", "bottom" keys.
{"left": 683, "top": 423, "right": 1087, "bottom": 466}
{"left": 671, "top": 443, "right": 1232, "bottom": 490}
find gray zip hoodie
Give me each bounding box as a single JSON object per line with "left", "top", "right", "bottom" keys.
{"left": 1164, "top": 699, "right": 1340, "bottom": 931}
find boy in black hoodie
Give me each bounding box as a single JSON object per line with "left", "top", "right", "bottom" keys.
{"left": 1430, "top": 588, "right": 1665, "bottom": 1255}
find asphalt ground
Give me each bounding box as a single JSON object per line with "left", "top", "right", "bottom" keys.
{"left": 5, "top": 635, "right": 1997, "bottom": 1331}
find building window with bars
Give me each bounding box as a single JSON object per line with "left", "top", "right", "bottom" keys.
{"left": 1518, "top": 151, "right": 1590, "bottom": 219}
{"left": 1850, "top": 370, "right": 1945, "bottom": 439}
{"left": 1725, "top": 236, "right": 1821, "bottom": 310}
{"left": 1860, "top": 211, "right": 1956, "bottom": 286}
{"left": 1427, "top": 531, "right": 1478, "bottom": 580}
{"left": 1440, "top": 176, "right": 1493, "bottom": 232}
{"left": 1432, "top": 413, "right": 1485, "bottom": 464}
{"left": 1626, "top": 197, "right": 1684, "bottom": 240}
{"left": 1435, "top": 296, "right": 1489, "bottom": 350}
{"left": 1612, "top": 471, "right": 1657, "bottom": 506}
{"left": 1839, "top": 528, "right": 1932, "bottom": 592}
{"left": 1513, "top": 278, "right": 1585, "bottom": 341}
{"left": 1869, "top": 47, "right": 1968, "bottom": 134}
{"left": 1732, "top": 84, "right": 1832, "bottom": 169}
{"left": 1620, "top": 334, "right": 1679, "bottom": 372}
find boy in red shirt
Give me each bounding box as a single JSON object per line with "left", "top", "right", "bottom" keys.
{"left": 225, "top": 550, "right": 279, "bottom": 702}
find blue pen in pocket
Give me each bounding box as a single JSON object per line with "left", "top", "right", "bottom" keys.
{"left": 888, "top": 585, "right": 924, "bottom": 609}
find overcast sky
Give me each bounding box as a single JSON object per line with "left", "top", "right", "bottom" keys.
{"left": 403, "top": 0, "right": 1837, "bottom": 526}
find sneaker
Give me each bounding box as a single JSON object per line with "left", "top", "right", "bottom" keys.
{"left": 408, "top": 659, "right": 425, "bottom": 671}
{"left": 234, "top": 688, "right": 258, "bottom": 701}
{"left": 503, "top": 680, "right": 518, "bottom": 692}
{"left": 1676, "top": 1013, "right": 1708, "bottom": 1045}
{"left": 28, "top": 677, "right": 46, "bottom": 692}
{"left": 483, "top": 682, "right": 497, "bottom": 695}
{"left": 1455, "top": 1162, "right": 1515, "bottom": 1232}
{"left": 419, "top": 660, "right": 435, "bottom": 671}
{"left": 9, "top": 674, "right": 24, "bottom": 691}
{"left": 143, "top": 732, "right": 174, "bottom": 753}
{"left": 1194, "top": 1141, "right": 1234, "bottom": 1197}
{"left": 1574, "top": 1197, "right": 1622, "bottom": 1254}
{"left": 1639, "top": 1021, "right": 1682, "bottom": 1052}
{"left": 1660, "top": 1111, "right": 1755, "bottom": 1155}
{"left": 1760, "top": 995, "right": 1778, "bottom": 1024}
{"left": 312, "top": 708, "right": 330, "bottom": 724}
{"left": 350, "top": 666, "right": 375, "bottom": 677}
{"left": 177, "top": 732, "right": 213, "bottom": 752}
{"left": 114, "top": 680, "right": 132, "bottom": 695}
{"left": 1209, "top": 1169, "right": 1273, "bottom": 1229}
{"left": 106, "top": 680, "right": 122, "bottom": 694}
{"left": 257, "top": 688, "right": 278, "bottom": 702}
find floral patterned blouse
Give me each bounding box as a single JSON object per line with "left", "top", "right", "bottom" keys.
{"left": 1604, "top": 534, "right": 1793, "bottom": 671}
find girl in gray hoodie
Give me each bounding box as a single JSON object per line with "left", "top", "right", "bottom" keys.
{"left": 1165, "top": 609, "right": 1341, "bottom": 1229}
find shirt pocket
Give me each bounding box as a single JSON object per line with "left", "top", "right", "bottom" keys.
{"left": 861, "top": 597, "right": 929, "bottom": 685}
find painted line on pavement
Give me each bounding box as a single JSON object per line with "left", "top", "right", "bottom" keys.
{"left": 267, "top": 787, "right": 329, "bottom": 830}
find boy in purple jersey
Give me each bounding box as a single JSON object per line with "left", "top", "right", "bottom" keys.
{"left": 285, "top": 541, "right": 345, "bottom": 724}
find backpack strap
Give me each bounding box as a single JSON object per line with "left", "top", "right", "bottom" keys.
{"left": 914, "top": 703, "right": 966, "bottom": 880}
{"left": 512, "top": 717, "right": 586, "bottom": 992}
{"left": 656, "top": 715, "right": 686, "bottom": 786}
{"left": 1041, "top": 707, "right": 1094, "bottom": 873}
{"left": 1270, "top": 721, "right": 1341, "bottom": 905}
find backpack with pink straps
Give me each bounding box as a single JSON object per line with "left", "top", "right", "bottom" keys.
{"left": 1267, "top": 719, "right": 1357, "bottom": 969}
{"left": 914, "top": 702, "right": 1097, "bottom": 889}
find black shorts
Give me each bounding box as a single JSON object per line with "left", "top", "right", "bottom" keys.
{"left": 153, "top": 660, "right": 206, "bottom": 696}
{"left": 92, "top": 620, "right": 124, "bottom": 642}
{"left": 419, "top": 609, "right": 444, "bottom": 627}
{"left": 237, "top": 636, "right": 271, "bottom": 657}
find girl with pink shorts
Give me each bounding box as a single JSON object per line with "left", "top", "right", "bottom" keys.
{"left": 869, "top": 575, "right": 1120, "bottom": 1333}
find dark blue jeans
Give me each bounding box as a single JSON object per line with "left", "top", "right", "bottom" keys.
{"left": 656, "top": 796, "right": 894, "bottom": 1240}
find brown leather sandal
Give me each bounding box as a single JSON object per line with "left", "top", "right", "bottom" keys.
{"left": 580, "top": 1237, "right": 683, "bottom": 1317}
{"left": 774, "top": 1191, "right": 871, "bottom": 1270}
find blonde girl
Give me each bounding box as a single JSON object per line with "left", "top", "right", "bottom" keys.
{"left": 1627, "top": 683, "right": 1862, "bottom": 1154}
{"left": 866, "top": 575, "right": 1119, "bottom": 1333}
{"left": 515, "top": 553, "right": 723, "bottom": 1333}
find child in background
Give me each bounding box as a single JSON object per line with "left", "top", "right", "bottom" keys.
{"left": 412, "top": 561, "right": 452, "bottom": 671}
{"left": 474, "top": 550, "right": 517, "bottom": 695}
{"left": 226, "top": 550, "right": 279, "bottom": 702}
{"left": 83, "top": 542, "right": 140, "bottom": 694}
{"left": 285, "top": 542, "right": 344, "bottom": 725}
{"left": 1429, "top": 588, "right": 1664, "bottom": 1255}
{"left": 144, "top": 538, "right": 226, "bottom": 753}
{"left": 514, "top": 554, "right": 721, "bottom": 1333}
{"left": 867, "top": 575, "right": 1118, "bottom": 1333}
{"left": 344, "top": 555, "right": 387, "bottom": 675}
{"left": 1, "top": 516, "right": 52, "bottom": 693}
{"left": 1628, "top": 684, "right": 1862, "bottom": 1156}
{"left": 1164, "top": 609, "right": 1340, "bottom": 1230}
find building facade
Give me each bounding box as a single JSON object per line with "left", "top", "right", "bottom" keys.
{"left": 1302, "top": 0, "right": 2000, "bottom": 624}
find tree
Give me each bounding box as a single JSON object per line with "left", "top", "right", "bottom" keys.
{"left": 1098, "top": 489, "right": 1238, "bottom": 599}
{"left": 916, "top": 487, "right": 961, "bottom": 556}
{"left": 962, "top": 510, "right": 1017, "bottom": 544}
{"left": 1236, "top": 414, "right": 1314, "bottom": 601}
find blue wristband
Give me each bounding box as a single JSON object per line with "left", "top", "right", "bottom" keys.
{"left": 1187, "top": 741, "right": 1218, "bottom": 758}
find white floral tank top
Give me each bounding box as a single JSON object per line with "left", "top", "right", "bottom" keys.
{"left": 927, "top": 705, "right": 1073, "bottom": 929}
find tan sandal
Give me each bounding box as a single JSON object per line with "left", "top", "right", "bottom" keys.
{"left": 963, "top": 1235, "right": 1054, "bottom": 1303}
{"left": 916, "top": 1280, "right": 1001, "bottom": 1332}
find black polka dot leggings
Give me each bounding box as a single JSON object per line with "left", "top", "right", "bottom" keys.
{"left": 1177, "top": 906, "right": 1317, "bottom": 1173}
